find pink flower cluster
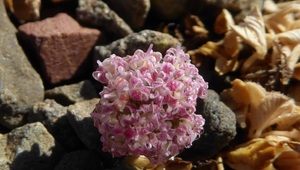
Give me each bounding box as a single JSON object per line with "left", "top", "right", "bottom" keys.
{"left": 91, "top": 44, "right": 208, "bottom": 165}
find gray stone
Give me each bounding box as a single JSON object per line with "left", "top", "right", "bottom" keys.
{"left": 0, "top": 0, "right": 44, "bottom": 129}
{"left": 54, "top": 150, "right": 104, "bottom": 170}
{"left": 179, "top": 90, "right": 237, "bottom": 160}
{"left": 45, "top": 80, "right": 98, "bottom": 106}
{"left": 105, "top": 0, "right": 150, "bottom": 29}
{"left": 66, "top": 98, "right": 100, "bottom": 151}
{"left": 94, "top": 29, "right": 179, "bottom": 64}
{"left": 28, "top": 99, "right": 84, "bottom": 151}
{"left": 67, "top": 99, "right": 117, "bottom": 165}
{"left": 4, "top": 122, "right": 65, "bottom": 170}
{"left": 77, "top": 0, "right": 133, "bottom": 39}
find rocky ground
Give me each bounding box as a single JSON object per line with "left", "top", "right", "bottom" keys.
{"left": 1, "top": 0, "right": 298, "bottom": 170}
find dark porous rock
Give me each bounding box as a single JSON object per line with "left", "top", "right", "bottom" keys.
{"left": 54, "top": 150, "right": 104, "bottom": 170}
{"left": 94, "top": 29, "right": 179, "bottom": 64}
{"left": 0, "top": 0, "right": 44, "bottom": 129}
{"left": 179, "top": 90, "right": 236, "bottom": 160}
{"left": 105, "top": 0, "right": 150, "bottom": 29}
{"left": 151, "top": 0, "right": 188, "bottom": 21}
{"left": 18, "top": 13, "right": 102, "bottom": 85}
{"left": 28, "top": 99, "right": 84, "bottom": 151}
{"left": 4, "top": 122, "right": 65, "bottom": 170}
{"left": 45, "top": 80, "right": 98, "bottom": 106}
{"left": 77, "top": 0, "right": 133, "bottom": 39}
{"left": 66, "top": 98, "right": 100, "bottom": 151}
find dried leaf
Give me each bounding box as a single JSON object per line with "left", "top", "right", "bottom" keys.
{"left": 221, "top": 79, "right": 300, "bottom": 139}
{"left": 263, "top": 0, "right": 279, "bottom": 14}
{"left": 264, "top": 4, "right": 300, "bottom": 34}
{"left": 225, "top": 79, "right": 266, "bottom": 107}
{"left": 198, "top": 31, "right": 241, "bottom": 75}
{"left": 277, "top": 29, "right": 300, "bottom": 45}
{"left": 231, "top": 6, "right": 267, "bottom": 72}
{"left": 215, "top": 57, "right": 239, "bottom": 76}
{"left": 288, "top": 20, "right": 300, "bottom": 30}
{"left": 271, "top": 30, "right": 300, "bottom": 84}
{"left": 293, "top": 63, "right": 300, "bottom": 80}
{"left": 123, "top": 156, "right": 194, "bottom": 170}
{"left": 152, "top": 157, "right": 192, "bottom": 170}
{"left": 123, "top": 155, "right": 153, "bottom": 169}
{"left": 266, "top": 33, "right": 276, "bottom": 49}
{"left": 214, "top": 9, "right": 235, "bottom": 34}
{"left": 282, "top": 44, "right": 300, "bottom": 84}
{"left": 221, "top": 79, "right": 266, "bottom": 128}
{"left": 276, "top": 0, "right": 300, "bottom": 9}
{"left": 223, "top": 31, "right": 240, "bottom": 57}
{"left": 193, "top": 157, "right": 225, "bottom": 170}
{"left": 231, "top": 6, "right": 266, "bottom": 55}
{"left": 248, "top": 92, "right": 300, "bottom": 138}
{"left": 262, "top": 128, "right": 300, "bottom": 142}
{"left": 184, "top": 15, "right": 208, "bottom": 38}
{"left": 223, "top": 135, "right": 300, "bottom": 170}
{"left": 198, "top": 41, "right": 223, "bottom": 59}
{"left": 287, "top": 81, "right": 300, "bottom": 105}
{"left": 274, "top": 150, "right": 300, "bottom": 170}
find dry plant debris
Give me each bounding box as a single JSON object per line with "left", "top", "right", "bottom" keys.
{"left": 223, "top": 135, "right": 300, "bottom": 170}
{"left": 184, "top": 15, "right": 209, "bottom": 39}
{"left": 158, "top": 1, "right": 300, "bottom": 169}
{"left": 187, "top": 1, "right": 300, "bottom": 168}
{"left": 221, "top": 79, "right": 300, "bottom": 139}
{"left": 123, "top": 155, "right": 193, "bottom": 170}
{"left": 188, "top": 0, "right": 300, "bottom": 91}
{"left": 220, "top": 79, "right": 300, "bottom": 170}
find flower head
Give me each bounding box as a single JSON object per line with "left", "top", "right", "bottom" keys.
{"left": 91, "top": 44, "right": 208, "bottom": 165}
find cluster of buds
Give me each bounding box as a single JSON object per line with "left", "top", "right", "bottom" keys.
{"left": 91, "top": 44, "right": 208, "bottom": 165}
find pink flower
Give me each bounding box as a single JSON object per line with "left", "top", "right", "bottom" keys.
{"left": 91, "top": 44, "right": 208, "bottom": 165}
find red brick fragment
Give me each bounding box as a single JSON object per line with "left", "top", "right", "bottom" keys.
{"left": 18, "top": 13, "right": 101, "bottom": 84}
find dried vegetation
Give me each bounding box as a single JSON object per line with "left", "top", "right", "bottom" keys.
{"left": 164, "top": 0, "right": 300, "bottom": 169}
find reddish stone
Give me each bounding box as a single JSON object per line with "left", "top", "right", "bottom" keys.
{"left": 18, "top": 13, "right": 102, "bottom": 85}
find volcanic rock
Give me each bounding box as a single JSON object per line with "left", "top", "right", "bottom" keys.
{"left": 0, "top": 0, "right": 44, "bottom": 129}
{"left": 179, "top": 90, "right": 237, "bottom": 160}
{"left": 93, "top": 29, "right": 179, "bottom": 65}
{"left": 66, "top": 98, "right": 100, "bottom": 151}
{"left": 28, "top": 99, "right": 84, "bottom": 151}
{"left": 45, "top": 80, "right": 98, "bottom": 106}
{"left": 54, "top": 150, "right": 104, "bottom": 170}
{"left": 1, "top": 122, "right": 65, "bottom": 170}
{"left": 18, "top": 13, "right": 102, "bottom": 85}
{"left": 105, "top": 0, "right": 150, "bottom": 29}
{"left": 66, "top": 98, "right": 117, "bottom": 166}
{"left": 77, "top": 0, "right": 133, "bottom": 39}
